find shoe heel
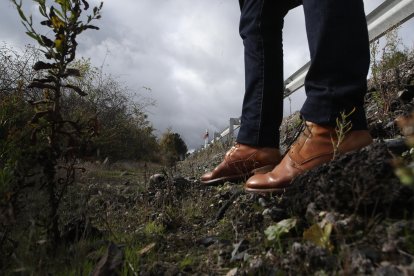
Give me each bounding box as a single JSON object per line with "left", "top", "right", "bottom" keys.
{"left": 252, "top": 165, "right": 275, "bottom": 175}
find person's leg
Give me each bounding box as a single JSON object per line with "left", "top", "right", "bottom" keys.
{"left": 301, "top": 0, "right": 370, "bottom": 129}
{"left": 236, "top": 0, "right": 291, "bottom": 148}
{"left": 200, "top": 0, "right": 292, "bottom": 185}
{"left": 245, "top": 0, "right": 373, "bottom": 193}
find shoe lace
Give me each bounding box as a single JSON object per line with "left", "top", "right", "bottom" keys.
{"left": 226, "top": 142, "right": 240, "bottom": 158}
{"left": 282, "top": 119, "right": 305, "bottom": 158}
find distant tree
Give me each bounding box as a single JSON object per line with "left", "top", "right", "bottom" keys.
{"left": 62, "top": 58, "right": 159, "bottom": 161}
{"left": 159, "top": 130, "right": 188, "bottom": 167}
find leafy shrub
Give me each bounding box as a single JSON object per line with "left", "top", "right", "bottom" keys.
{"left": 159, "top": 130, "right": 188, "bottom": 167}
{"left": 7, "top": 0, "right": 103, "bottom": 253}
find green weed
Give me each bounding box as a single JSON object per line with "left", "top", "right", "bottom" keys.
{"left": 265, "top": 218, "right": 297, "bottom": 253}
{"left": 144, "top": 221, "right": 165, "bottom": 237}
{"left": 332, "top": 108, "right": 355, "bottom": 159}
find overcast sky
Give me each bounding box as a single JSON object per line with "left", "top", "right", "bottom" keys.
{"left": 1, "top": 0, "right": 414, "bottom": 149}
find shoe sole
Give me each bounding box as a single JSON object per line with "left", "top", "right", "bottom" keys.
{"left": 200, "top": 164, "right": 275, "bottom": 186}
{"left": 200, "top": 174, "right": 250, "bottom": 186}
{"left": 244, "top": 186, "right": 290, "bottom": 195}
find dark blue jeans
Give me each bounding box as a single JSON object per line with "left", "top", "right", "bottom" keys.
{"left": 236, "top": 0, "right": 370, "bottom": 148}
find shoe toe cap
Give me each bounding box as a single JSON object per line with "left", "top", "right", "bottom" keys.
{"left": 245, "top": 174, "right": 269, "bottom": 189}
{"left": 200, "top": 172, "right": 213, "bottom": 182}
{"left": 245, "top": 171, "right": 291, "bottom": 192}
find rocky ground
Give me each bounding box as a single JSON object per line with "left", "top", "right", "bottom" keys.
{"left": 50, "top": 60, "right": 414, "bottom": 275}
{"left": 169, "top": 142, "right": 414, "bottom": 275}
{"left": 4, "top": 58, "right": 414, "bottom": 275}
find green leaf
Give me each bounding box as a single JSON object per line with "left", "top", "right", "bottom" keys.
{"left": 265, "top": 218, "right": 297, "bottom": 241}
{"left": 303, "top": 223, "right": 334, "bottom": 252}
{"left": 32, "top": 77, "right": 56, "bottom": 84}
{"left": 17, "top": 6, "right": 27, "bottom": 22}
{"left": 84, "top": 25, "right": 99, "bottom": 30}
{"left": 54, "top": 34, "right": 65, "bottom": 52}
{"left": 28, "top": 81, "right": 56, "bottom": 90}
{"left": 34, "top": 0, "right": 46, "bottom": 8}
{"left": 54, "top": 8, "right": 65, "bottom": 19}
{"left": 41, "top": 35, "right": 54, "bottom": 47}
{"left": 55, "top": 0, "right": 70, "bottom": 11}
{"left": 38, "top": 4, "right": 46, "bottom": 16}
{"left": 40, "top": 20, "right": 51, "bottom": 27}
{"left": 51, "top": 15, "right": 65, "bottom": 29}
{"left": 395, "top": 167, "right": 414, "bottom": 186}
{"left": 81, "top": 0, "right": 89, "bottom": 10}
{"left": 26, "top": 31, "right": 39, "bottom": 41}
{"left": 33, "top": 61, "right": 55, "bottom": 71}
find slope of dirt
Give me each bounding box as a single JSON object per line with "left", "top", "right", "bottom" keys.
{"left": 74, "top": 58, "right": 414, "bottom": 275}
{"left": 5, "top": 57, "right": 414, "bottom": 275}
{"left": 171, "top": 142, "right": 414, "bottom": 275}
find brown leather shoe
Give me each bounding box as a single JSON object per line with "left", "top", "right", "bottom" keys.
{"left": 245, "top": 121, "right": 373, "bottom": 193}
{"left": 200, "top": 143, "right": 282, "bottom": 185}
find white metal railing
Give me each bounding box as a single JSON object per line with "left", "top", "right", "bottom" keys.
{"left": 207, "top": 0, "right": 414, "bottom": 147}
{"left": 284, "top": 0, "right": 414, "bottom": 97}
{"left": 211, "top": 117, "right": 240, "bottom": 144}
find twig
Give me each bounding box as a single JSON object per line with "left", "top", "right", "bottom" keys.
{"left": 215, "top": 190, "right": 243, "bottom": 221}
{"left": 398, "top": 249, "right": 414, "bottom": 259}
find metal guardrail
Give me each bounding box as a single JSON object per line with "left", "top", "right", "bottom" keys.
{"left": 211, "top": 117, "right": 240, "bottom": 144}
{"left": 367, "top": 0, "right": 414, "bottom": 42}
{"left": 284, "top": 0, "right": 414, "bottom": 97}
{"left": 207, "top": 0, "right": 414, "bottom": 147}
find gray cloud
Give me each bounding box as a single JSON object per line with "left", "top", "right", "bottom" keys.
{"left": 1, "top": 0, "right": 414, "bottom": 149}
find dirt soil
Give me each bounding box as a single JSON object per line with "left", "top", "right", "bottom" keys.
{"left": 56, "top": 59, "right": 414, "bottom": 276}
{"left": 59, "top": 95, "right": 414, "bottom": 275}
{"left": 6, "top": 58, "right": 414, "bottom": 275}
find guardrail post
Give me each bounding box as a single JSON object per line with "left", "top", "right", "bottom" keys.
{"left": 229, "top": 118, "right": 241, "bottom": 142}
{"left": 229, "top": 118, "right": 234, "bottom": 141}
{"left": 214, "top": 132, "right": 221, "bottom": 141}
